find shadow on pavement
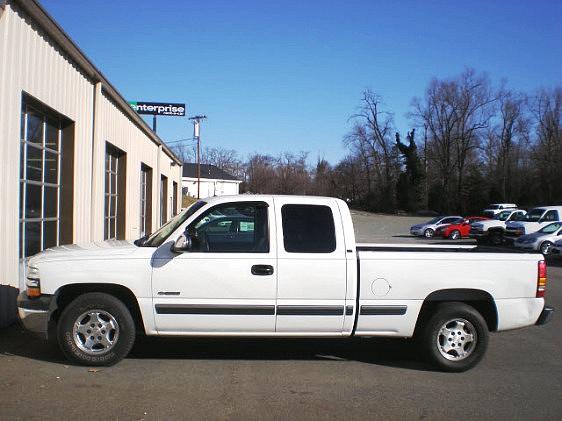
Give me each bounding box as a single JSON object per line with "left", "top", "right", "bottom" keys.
{"left": 0, "top": 324, "right": 436, "bottom": 372}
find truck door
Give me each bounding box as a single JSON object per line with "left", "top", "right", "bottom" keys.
{"left": 151, "top": 200, "right": 277, "bottom": 334}
{"left": 273, "top": 197, "right": 347, "bottom": 333}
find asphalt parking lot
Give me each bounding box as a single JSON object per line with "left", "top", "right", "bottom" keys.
{"left": 1, "top": 213, "right": 561, "bottom": 420}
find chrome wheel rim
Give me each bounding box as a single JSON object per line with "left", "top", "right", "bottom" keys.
{"left": 451, "top": 231, "right": 460, "bottom": 240}
{"left": 73, "top": 310, "right": 120, "bottom": 355}
{"left": 425, "top": 229, "right": 434, "bottom": 238}
{"left": 436, "top": 318, "right": 477, "bottom": 361}
{"left": 541, "top": 242, "right": 552, "bottom": 255}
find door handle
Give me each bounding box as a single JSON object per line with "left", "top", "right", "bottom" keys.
{"left": 251, "top": 264, "right": 274, "bottom": 276}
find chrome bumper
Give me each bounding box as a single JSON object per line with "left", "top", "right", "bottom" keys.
{"left": 17, "top": 292, "right": 54, "bottom": 336}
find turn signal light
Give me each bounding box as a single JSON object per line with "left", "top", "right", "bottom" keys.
{"left": 537, "top": 260, "right": 547, "bottom": 298}
{"left": 27, "top": 286, "right": 41, "bottom": 298}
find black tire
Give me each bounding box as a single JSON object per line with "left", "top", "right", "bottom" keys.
{"left": 57, "top": 292, "right": 136, "bottom": 366}
{"left": 489, "top": 231, "right": 503, "bottom": 246}
{"left": 424, "top": 228, "right": 434, "bottom": 238}
{"left": 449, "top": 230, "right": 461, "bottom": 240}
{"left": 540, "top": 241, "right": 553, "bottom": 255}
{"left": 418, "top": 302, "right": 489, "bottom": 372}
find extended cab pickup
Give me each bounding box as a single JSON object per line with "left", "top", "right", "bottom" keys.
{"left": 17, "top": 195, "right": 553, "bottom": 371}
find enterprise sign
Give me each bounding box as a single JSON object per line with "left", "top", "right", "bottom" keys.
{"left": 129, "top": 101, "right": 186, "bottom": 117}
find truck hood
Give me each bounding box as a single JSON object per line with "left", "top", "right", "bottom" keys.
{"left": 28, "top": 240, "right": 139, "bottom": 265}
{"left": 473, "top": 220, "right": 505, "bottom": 229}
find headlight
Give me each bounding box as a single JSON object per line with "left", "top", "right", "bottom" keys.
{"left": 26, "top": 265, "right": 41, "bottom": 297}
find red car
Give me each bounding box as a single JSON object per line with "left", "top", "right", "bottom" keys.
{"left": 436, "top": 216, "right": 489, "bottom": 240}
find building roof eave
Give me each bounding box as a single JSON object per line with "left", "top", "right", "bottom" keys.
{"left": 11, "top": 0, "right": 182, "bottom": 166}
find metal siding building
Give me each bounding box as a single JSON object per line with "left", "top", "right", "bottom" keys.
{"left": 0, "top": 0, "right": 183, "bottom": 327}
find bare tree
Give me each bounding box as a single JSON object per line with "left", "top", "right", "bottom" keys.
{"left": 531, "top": 88, "right": 562, "bottom": 203}
{"left": 345, "top": 90, "right": 400, "bottom": 211}
{"left": 411, "top": 69, "right": 496, "bottom": 212}
{"left": 484, "top": 87, "right": 529, "bottom": 201}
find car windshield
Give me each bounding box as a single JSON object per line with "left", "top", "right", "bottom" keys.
{"left": 426, "top": 216, "right": 443, "bottom": 224}
{"left": 487, "top": 204, "right": 500, "bottom": 210}
{"left": 539, "top": 222, "right": 562, "bottom": 234}
{"left": 523, "top": 209, "right": 545, "bottom": 222}
{"left": 495, "top": 211, "right": 512, "bottom": 221}
{"left": 139, "top": 200, "right": 207, "bottom": 247}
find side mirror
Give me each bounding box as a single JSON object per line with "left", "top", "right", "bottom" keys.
{"left": 171, "top": 233, "right": 192, "bottom": 253}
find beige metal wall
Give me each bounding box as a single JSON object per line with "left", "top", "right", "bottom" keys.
{"left": 0, "top": 2, "right": 94, "bottom": 292}
{"left": 94, "top": 91, "right": 182, "bottom": 240}
{"left": 0, "top": 2, "right": 182, "bottom": 326}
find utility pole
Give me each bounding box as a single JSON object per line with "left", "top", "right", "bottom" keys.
{"left": 424, "top": 123, "right": 429, "bottom": 210}
{"left": 188, "top": 115, "right": 207, "bottom": 199}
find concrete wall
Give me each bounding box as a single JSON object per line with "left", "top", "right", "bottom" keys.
{"left": 0, "top": 2, "right": 182, "bottom": 327}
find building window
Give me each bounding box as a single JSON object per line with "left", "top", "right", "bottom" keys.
{"left": 140, "top": 164, "right": 152, "bottom": 236}
{"left": 172, "top": 181, "right": 178, "bottom": 216}
{"left": 160, "top": 175, "right": 168, "bottom": 226}
{"left": 19, "top": 102, "right": 66, "bottom": 258}
{"left": 104, "top": 144, "right": 126, "bottom": 239}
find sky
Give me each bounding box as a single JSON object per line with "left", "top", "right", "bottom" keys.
{"left": 42, "top": 0, "right": 562, "bottom": 164}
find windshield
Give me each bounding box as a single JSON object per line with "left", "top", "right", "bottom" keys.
{"left": 141, "top": 201, "right": 207, "bottom": 247}
{"left": 426, "top": 216, "right": 443, "bottom": 224}
{"left": 487, "top": 204, "right": 500, "bottom": 210}
{"left": 539, "top": 222, "right": 562, "bottom": 234}
{"left": 523, "top": 208, "right": 545, "bottom": 222}
{"left": 495, "top": 211, "right": 511, "bottom": 221}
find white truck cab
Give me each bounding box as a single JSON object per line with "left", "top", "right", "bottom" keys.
{"left": 505, "top": 206, "right": 562, "bottom": 238}
{"left": 470, "top": 209, "right": 527, "bottom": 245}
{"left": 482, "top": 203, "right": 518, "bottom": 218}
{"left": 17, "top": 195, "right": 553, "bottom": 372}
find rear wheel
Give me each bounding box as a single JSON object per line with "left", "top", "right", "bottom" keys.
{"left": 57, "top": 292, "right": 136, "bottom": 366}
{"left": 424, "top": 228, "right": 434, "bottom": 238}
{"left": 449, "top": 230, "right": 461, "bottom": 240}
{"left": 540, "top": 241, "right": 553, "bottom": 255}
{"left": 489, "top": 231, "right": 503, "bottom": 246}
{"left": 418, "top": 302, "right": 489, "bottom": 372}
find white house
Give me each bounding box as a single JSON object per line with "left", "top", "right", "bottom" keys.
{"left": 182, "top": 163, "right": 242, "bottom": 199}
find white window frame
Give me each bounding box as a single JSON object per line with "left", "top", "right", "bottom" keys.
{"left": 19, "top": 105, "right": 62, "bottom": 259}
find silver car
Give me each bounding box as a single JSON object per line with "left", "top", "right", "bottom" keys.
{"left": 514, "top": 222, "right": 562, "bottom": 255}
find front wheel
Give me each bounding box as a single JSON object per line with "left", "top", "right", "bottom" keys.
{"left": 57, "top": 292, "right": 136, "bottom": 366}
{"left": 540, "top": 241, "right": 553, "bottom": 255}
{"left": 418, "top": 302, "right": 489, "bottom": 372}
{"left": 424, "top": 228, "right": 435, "bottom": 238}
{"left": 449, "top": 230, "right": 461, "bottom": 240}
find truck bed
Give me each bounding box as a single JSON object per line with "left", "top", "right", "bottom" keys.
{"left": 356, "top": 243, "right": 537, "bottom": 253}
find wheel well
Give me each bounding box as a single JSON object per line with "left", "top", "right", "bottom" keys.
{"left": 415, "top": 289, "right": 498, "bottom": 332}
{"left": 50, "top": 283, "right": 145, "bottom": 334}
{"left": 488, "top": 228, "right": 504, "bottom": 234}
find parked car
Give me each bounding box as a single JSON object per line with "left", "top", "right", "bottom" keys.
{"left": 505, "top": 206, "right": 562, "bottom": 239}
{"left": 470, "top": 209, "right": 527, "bottom": 245}
{"left": 436, "top": 216, "right": 489, "bottom": 240}
{"left": 482, "top": 203, "right": 518, "bottom": 218}
{"left": 514, "top": 222, "right": 562, "bottom": 255}
{"left": 410, "top": 216, "right": 463, "bottom": 238}
{"left": 18, "top": 195, "right": 553, "bottom": 372}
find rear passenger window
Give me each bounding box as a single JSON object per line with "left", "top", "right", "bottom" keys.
{"left": 281, "top": 204, "right": 336, "bottom": 253}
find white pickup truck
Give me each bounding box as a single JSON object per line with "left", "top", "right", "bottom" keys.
{"left": 17, "top": 195, "right": 553, "bottom": 371}
{"left": 505, "top": 206, "right": 562, "bottom": 239}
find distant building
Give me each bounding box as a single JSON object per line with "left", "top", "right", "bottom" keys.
{"left": 182, "top": 163, "right": 242, "bottom": 198}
